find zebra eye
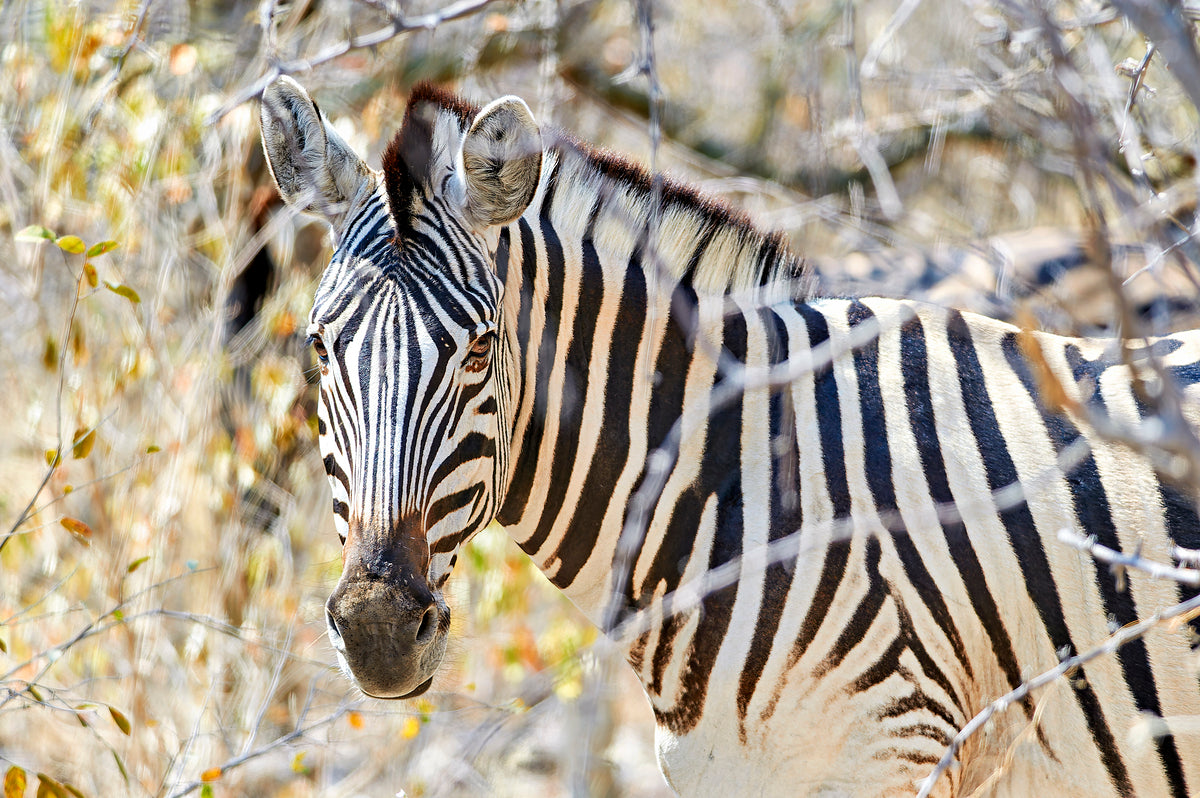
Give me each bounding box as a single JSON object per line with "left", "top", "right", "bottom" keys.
{"left": 307, "top": 334, "right": 329, "bottom": 367}
{"left": 465, "top": 332, "right": 494, "bottom": 372}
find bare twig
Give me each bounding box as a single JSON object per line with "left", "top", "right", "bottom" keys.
{"left": 915, "top": 589, "right": 1200, "bottom": 797}
{"left": 1058, "top": 528, "right": 1200, "bottom": 586}
{"left": 2, "top": 246, "right": 86, "bottom": 552}
{"left": 1108, "top": 0, "right": 1200, "bottom": 114}
{"left": 205, "top": 0, "right": 503, "bottom": 125}
{"left": 165, "top": 684, "right": 356, "bottom": 798}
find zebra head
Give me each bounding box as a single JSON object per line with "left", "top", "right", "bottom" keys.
{"left": 260, "top": 77, "right": 542, "bottom": 698}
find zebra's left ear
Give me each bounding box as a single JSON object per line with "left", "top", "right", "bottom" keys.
{"left": 457, "top": 96, "right": 542, "bottom": 229}
{"left": 260, "top": 76, "right": 374, "bottom": 231}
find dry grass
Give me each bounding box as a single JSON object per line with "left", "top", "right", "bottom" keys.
{"left": 1, "top": 0, "right": 1198, "bottom": 796}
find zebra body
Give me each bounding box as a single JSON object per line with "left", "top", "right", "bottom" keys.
{"left": 260, "top": 77, "right": 1200, "bottom": 797}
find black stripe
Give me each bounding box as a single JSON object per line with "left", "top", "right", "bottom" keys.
{"left": 852, "top": 633, "right": 957, "bottom": 731}
{"left": 947, "top": 311, "right": 1132, "bottom": 796}
{"left": 494, "top": 226, "right": 510, "bottom": 284}
{"left": 1042, "top": 340, "right": 1188, "bottom": 798}
{"left": 737, "top": 310, "right": 801, "bottom": 739}
{"left": 426, "top": 483, "right": 484, "bottom": 530}
{"left": 815, "top": 535, "right": 886, "bottom": 677}
{"left": 528, "top": 229, "right": 605, "bottom": 566}
{"left": 761, "top": 303, "right": 852, "bottom": 723}
{"left": 498, "top": 165, "right": 564, "bottom": 528}
{"left": 899, "top": 316, "right": 1040, "bottom": 728}
{"left": 552, "top": 251, "right": 648, "bottom": 588}
{"left": 651, "top": 311, "right": 747, "bottom": 736}
{"left": 1070, "top": 343, "right": 1200, "bottom": 650}
{"left": 619, "top": 280, "right": 699, "bottom": 608}
{"left": 847, "top": 301, "right": 974, "bottom": 702}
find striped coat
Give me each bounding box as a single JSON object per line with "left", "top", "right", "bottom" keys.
{"left": 261, "top": 77, "right": 1200, "bottom": 796}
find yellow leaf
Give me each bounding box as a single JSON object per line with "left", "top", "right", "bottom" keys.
{"left": 290, "top": 753, "right": 309, "bottom": 774}
{"left": 200, "top": 768, "right": 221, "bottom": 783}
{"left": 108, "top": 706, "right": 131, "bottom": 735}
{"left": 44, "top": 449, "right": 59, "bottom": 467}
{"left": 401, "top": 716, "right": 420, "bottom": 740}
{"left": 42, "top": 336, "right": 57, "bottom": 371}
{"left": 104, "top": 282, "right": 140, "bottom": 305}
{"left": 4, "top": 766, "right": 27, "bottom": 798}
{"left": 59, "top": 517, "right": 93, "bottom": 539}
{"left": 35, "top": 773, "right": 67, "bottom": 798}
{"left": 82, "top": 262, "right": 98, "bottom": 289}
{"left": 347, "top": 710, "right": 364, "bottom": 730}
{"left": 71, "top": 427, "right": 95, "bottom": 460}
{"left": 55, "top": 236, "right": 86, "bottom": 255}
{"left": 145, "top": 444, "right": 161, "bottom": 454}
{"left": 126, "top": 556, "right": 150, "bottom": 574}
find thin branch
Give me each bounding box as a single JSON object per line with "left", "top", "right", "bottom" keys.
{"left": 165, "top": 686, "right": 356, "bottom": 798}
{"left": 205, "top": 0, "right": 503, "bottom": 125}
{"left": 1058, "top": 528, "right": 1200, "bottom": 586}
{"left": 2, "top": 246, "right": 86, "bottom": 552}
{"left": 916, "top": 589, "right": 1200, "bottom": 797}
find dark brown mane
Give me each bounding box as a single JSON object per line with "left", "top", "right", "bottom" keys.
{"left": 380, "top": 84, "right": 804, "bottom": 288}
{"left": 381, "top": 83, "right": 478, "bottom": 236}
{"left": 557, "top": 130, "right": 800, "bottom": 286}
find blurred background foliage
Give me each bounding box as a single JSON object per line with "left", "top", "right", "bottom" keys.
{"left": 0, "top": 0, "right": 1198, "bottom": 795}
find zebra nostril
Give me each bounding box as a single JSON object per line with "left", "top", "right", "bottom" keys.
{"left": 415, "top": 605, "right": 438, "bottom": 644}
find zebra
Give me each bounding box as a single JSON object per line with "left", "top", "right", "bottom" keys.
{"left": 259, "top": 75, "right": 1200, "bottom": 797}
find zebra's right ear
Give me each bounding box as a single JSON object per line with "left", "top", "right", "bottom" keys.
{"left": 457, "top": 96, "right": 542, "bottom": 229}
{"left": 260, "top": 76, "right": 373, "bottom": 230}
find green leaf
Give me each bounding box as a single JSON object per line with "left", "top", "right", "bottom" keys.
{"left": 103, "top": 282, "right": 140, "bottom": 305}
{"left": 55, "top": 235, "right": 86, "bottom": 255}
{"left": 85, "top": 240, "right": 118, "bottom": 257}
{"left": 127, "top": 556, "right": 150, "bottom": 574}
{"left": 62, "top": 783, "right": 85, "bottom": 798}
{"left": 108, "top": 706, "right": 131, "bottom": 735}
{"left": 15, "top": 225, "right": 55, "bottom": 241}
{"left": 200, "top": 786, "right": 214, "bottom": 798}
{"left": 112, "top": 751, "right": 128, "bottom": 784}
{"left": 145, "top": 444, "right": 161, "bottom": 454}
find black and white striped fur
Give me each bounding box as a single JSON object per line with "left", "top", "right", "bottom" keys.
{"left": 260, "top": 77, "right": 1200, "bottom": 797}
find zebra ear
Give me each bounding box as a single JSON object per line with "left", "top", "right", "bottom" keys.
{"left": 458, "top": 96, "right": 542, "bottom": 228}
{"left": 260, "top": 76, "right": 373, "bottom": 230}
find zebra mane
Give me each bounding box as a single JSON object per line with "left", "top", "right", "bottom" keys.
{"left": 382, "top": 83, "right": 810, "bottom": 294}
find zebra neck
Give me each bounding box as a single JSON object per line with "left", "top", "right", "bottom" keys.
{"left": 494, "top": 143, "right": 800, "bottom": 626}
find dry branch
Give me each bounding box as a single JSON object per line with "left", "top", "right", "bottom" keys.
{"left": 206, "top": 0, "right": 504, "bottom": 125}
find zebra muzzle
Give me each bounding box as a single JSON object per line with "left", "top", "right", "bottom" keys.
{"left": 325, "top": 567, "right": 449, "bottom": 699}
